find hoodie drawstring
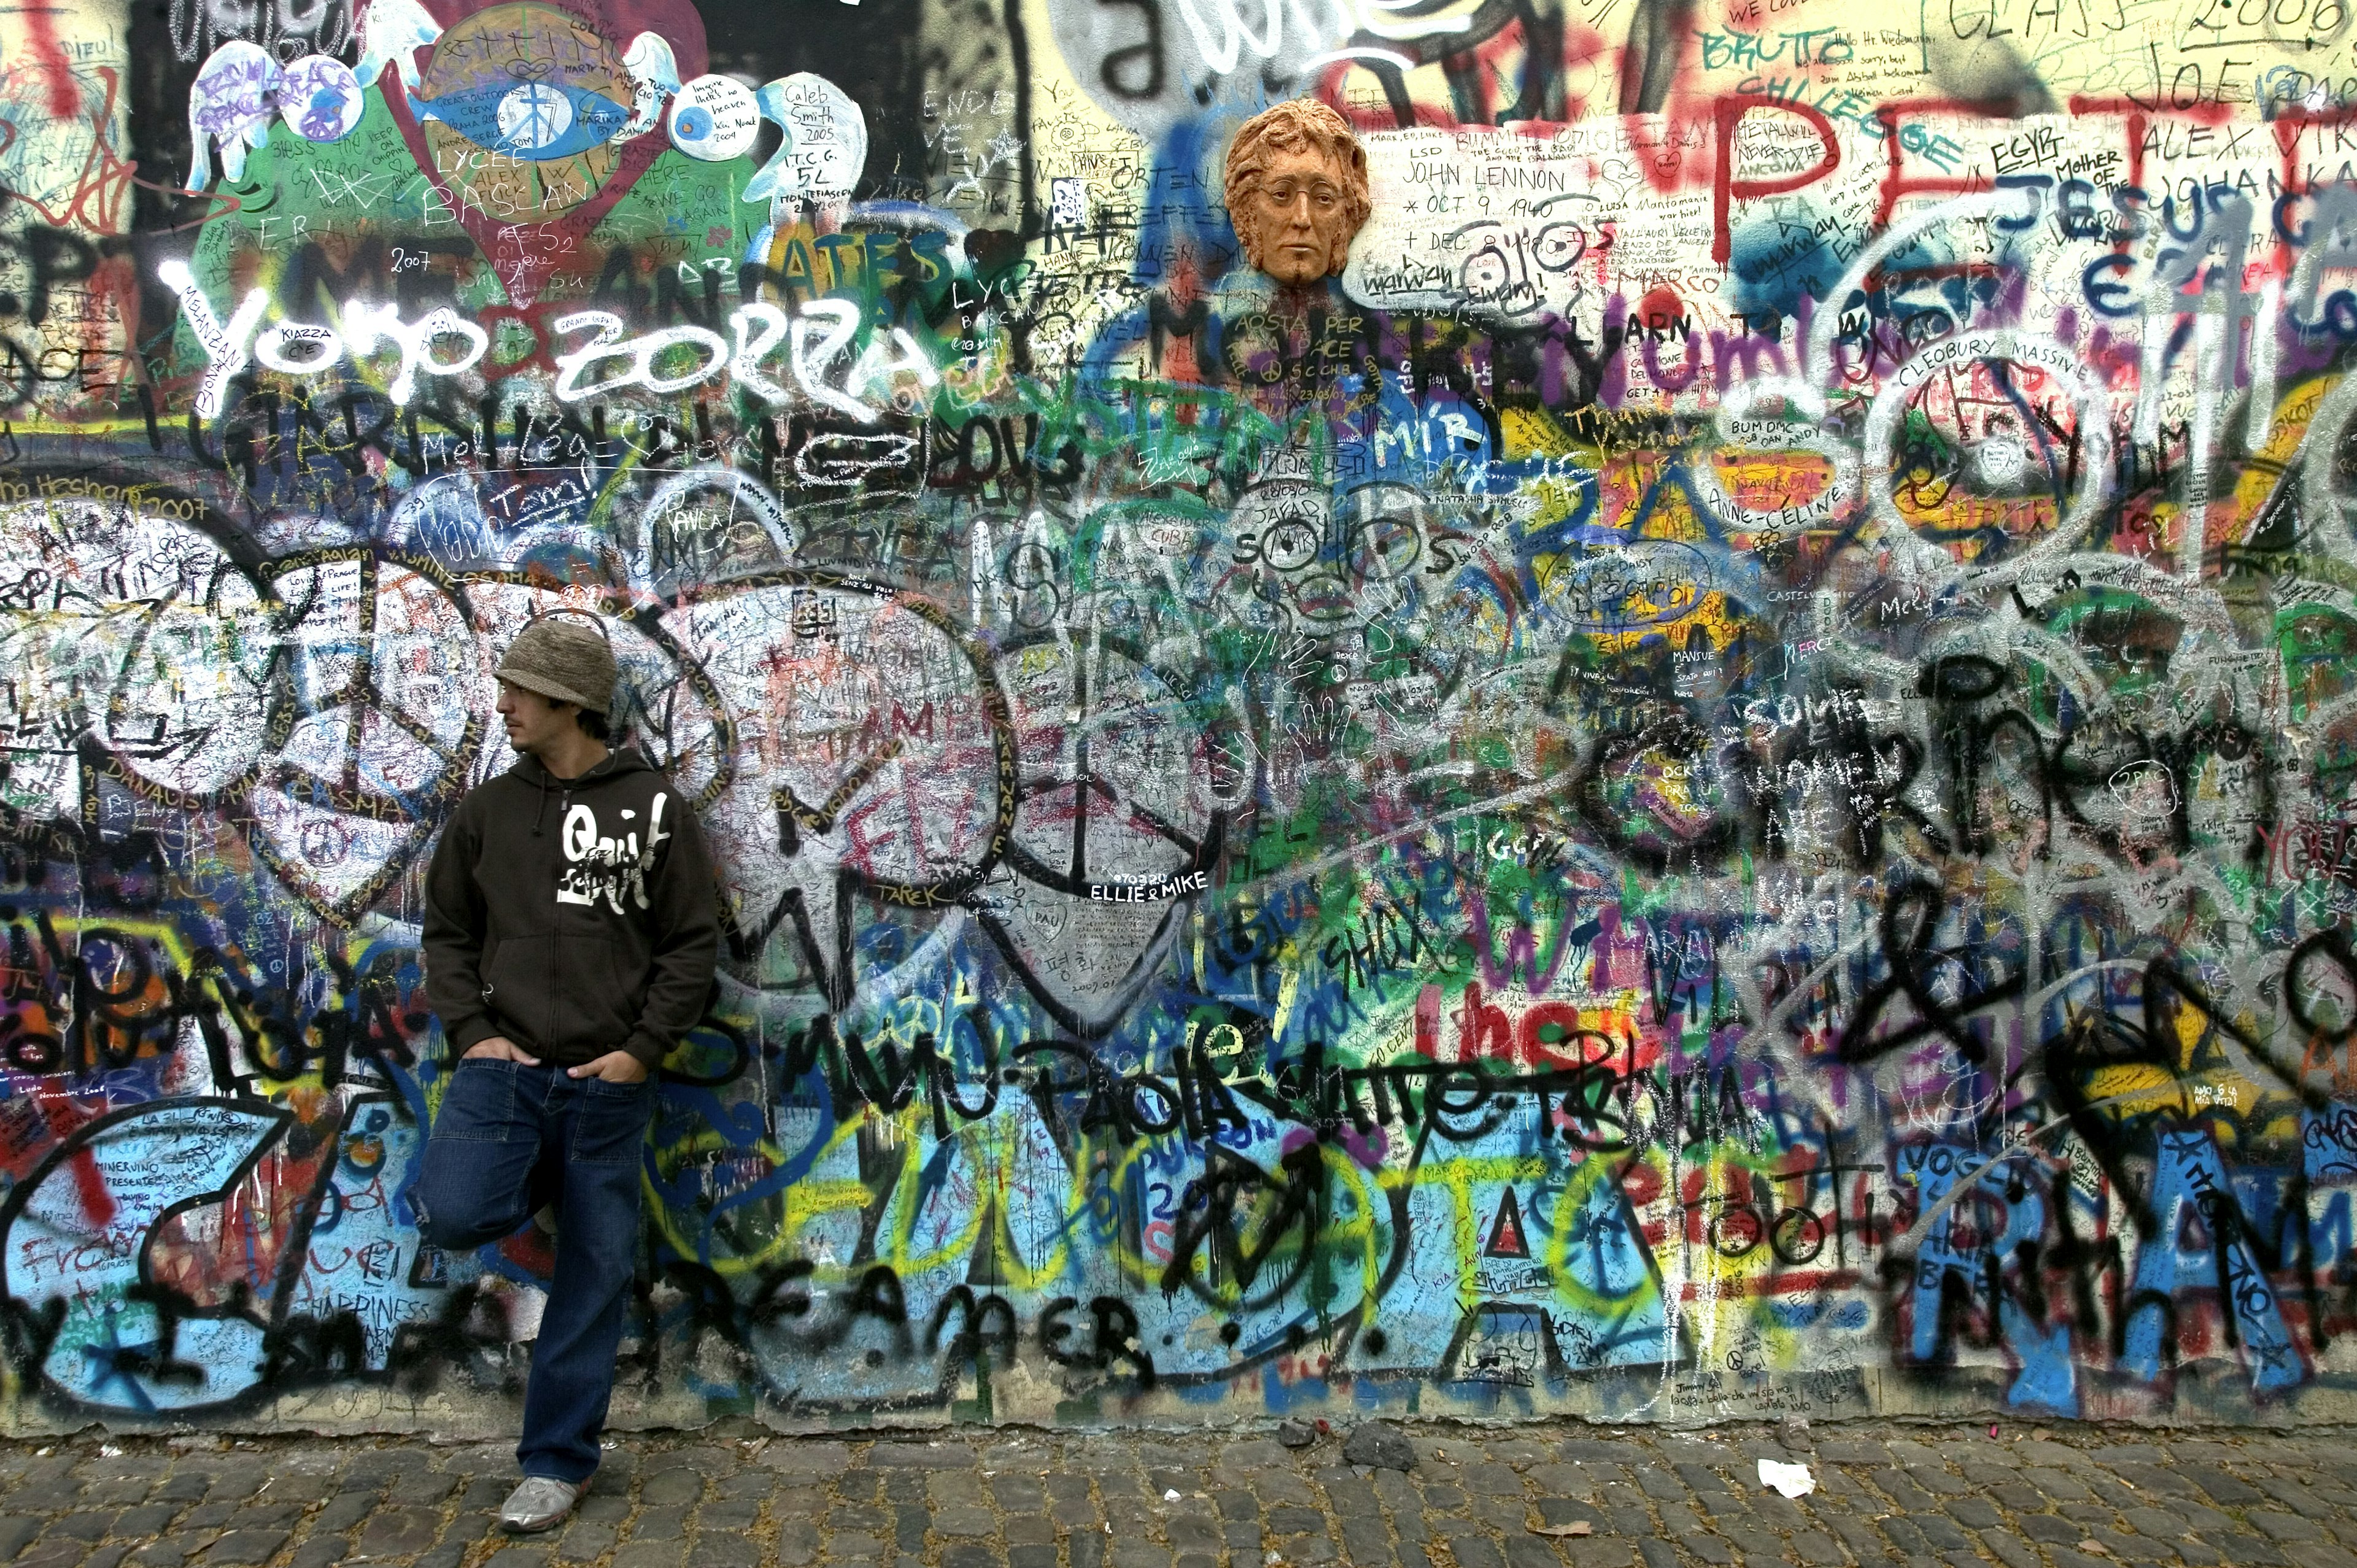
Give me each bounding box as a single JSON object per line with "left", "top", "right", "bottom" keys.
{"left": 525, "top": 749, "right": 618, "bottom": 835}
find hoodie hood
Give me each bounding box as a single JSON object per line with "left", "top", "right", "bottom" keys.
{"left": 509, "top": 747, "right": 654, "bottom": 787}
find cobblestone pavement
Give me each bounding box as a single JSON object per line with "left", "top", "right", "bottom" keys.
{"left": 3, "top": 1419, "right": 2357, "bottom": 1568}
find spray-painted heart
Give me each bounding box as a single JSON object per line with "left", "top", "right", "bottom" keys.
{"left": 375, "top": 0, "right": 707, "bottom": 306}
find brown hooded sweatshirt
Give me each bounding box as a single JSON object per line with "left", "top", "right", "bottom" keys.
{"left": 422, "top": 747, "right": 721, "bottom": 1070}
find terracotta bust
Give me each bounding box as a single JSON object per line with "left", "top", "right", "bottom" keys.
{"left": 1223, "top": 100, "right": 1372, "bottom": 286}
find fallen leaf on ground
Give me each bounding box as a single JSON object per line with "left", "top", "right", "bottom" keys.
{"left": 2078, "top": 1542, "right": 2110, "bottom": 1556}
{"left": 1528, "top": 1522, "right": 1593, "bottom": 1538}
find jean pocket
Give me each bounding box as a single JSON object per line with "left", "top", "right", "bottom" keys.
{"left": 570, "top": 1078, "right": 653, "bottom": 1165}
{"left": 433, "top": 1058, "right": 524, "bottom": 1142}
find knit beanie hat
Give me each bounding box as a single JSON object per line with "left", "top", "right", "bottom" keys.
{"left": 496, "top": 617, "right": 617, "bottom": 716}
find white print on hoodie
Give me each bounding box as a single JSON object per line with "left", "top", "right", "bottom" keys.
{"left": 556, "top": 792, "right": 673, "bottom": 914}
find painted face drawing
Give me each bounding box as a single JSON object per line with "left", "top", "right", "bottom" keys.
{"left": 1232, "top": 479, "right": 1429, "bottom": 633}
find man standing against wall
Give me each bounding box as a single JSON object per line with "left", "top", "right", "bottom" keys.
{"left": 417, "top": 616, "right": 721, "bottom": 1533}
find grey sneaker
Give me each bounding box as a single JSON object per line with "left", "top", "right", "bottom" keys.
{"left": 498, "top": 1475, "right": 584, "bottom": 1533}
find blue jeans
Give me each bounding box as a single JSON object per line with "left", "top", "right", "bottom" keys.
{"left": 414, "top": 1057, "right": 656, "bottom": 1486}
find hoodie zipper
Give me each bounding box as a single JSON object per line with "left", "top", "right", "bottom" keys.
{"left": 548, "top": 784, "right": 570, "bottom": 1052}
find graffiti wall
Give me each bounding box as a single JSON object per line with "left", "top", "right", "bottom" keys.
{"left": 11, "top": 0, "right": 2357, "bottom": 1437}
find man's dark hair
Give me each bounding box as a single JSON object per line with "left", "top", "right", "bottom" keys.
{"left": 579, "top": 709, "right": 612, "bottom": 741}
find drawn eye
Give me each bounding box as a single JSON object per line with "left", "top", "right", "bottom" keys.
{"left": 417, "top": 80, "right": 633, "bottom": 160}
{"left": 1535, "top": 221, "right": 1586, "bottom": 272}
{"left": 1263, "top": 519, "right": 1320, "bottom": 571}
{"left": 1351, "top": 516, "right": 1421, "bottom": 581}
{"left": 1461, "top": 244, "right": 1511, "bottom": 295}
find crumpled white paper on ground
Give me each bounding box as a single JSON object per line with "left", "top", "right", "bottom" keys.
{"left": 1757, "top": 1459, "right": 1816, "bottom": 1498}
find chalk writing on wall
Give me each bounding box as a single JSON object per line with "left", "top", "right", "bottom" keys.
{"left": 7, "top": 0, "right": 2357, "bottom": 1434}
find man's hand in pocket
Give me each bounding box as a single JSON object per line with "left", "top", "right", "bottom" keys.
{"left": 466, "top": 1037, "right": 541, "bottom": 1064}
{"left": 568, "top": 1050, "right": 649, "bottom": 1084}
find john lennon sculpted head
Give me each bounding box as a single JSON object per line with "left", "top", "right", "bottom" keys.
{"left": 1223, "top": 99, "right": 1372, "bottom": 287}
